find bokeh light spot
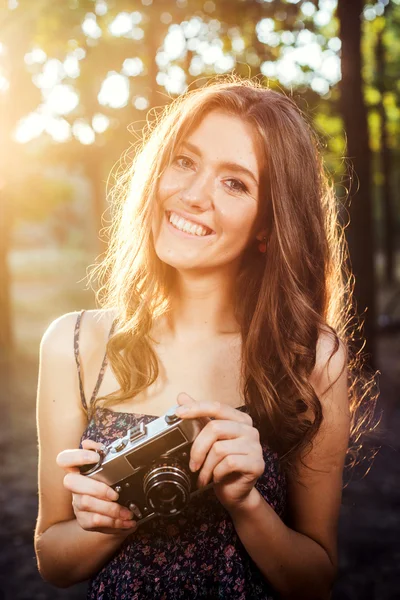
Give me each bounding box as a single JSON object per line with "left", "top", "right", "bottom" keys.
{"left": 182, "top": 17, "right": 202, "bottom": 38}
{"left": 95, "top": 0, "right": 108, "bottom": 16}
{"left": 109, "top": 12, "right": 133, "bottom": 36}
{"left": 311, "top": 76, "right": 330, "bottom": 95}
{"left": 63, "top": 56, "right": 80, "bottom": 78}
{"left": 45, "top": 84, "right": 79, "bottom": 115}
{"left": 301, "top": 2, "right": 316, "bottom": 17}
{"left": 33, "top": 59, "right": 64, "bottom": 90}
{"left": 122, "top": 57, "right": 144, "bottom": 77}
{"left": 163, "top": 65, "right": 186, "bottom": 94}
{"left": 24, "top": 48, "right": 47, "bottom": 65}
{"left": 160, "top": 12, "right": 173, "bottom": 25}
{"left": 98, "top": 72, "right": 129, "bottom": 108}
{"left": 0, "top": 74, "right": 10, "bottom": 92}
{"left": 164, "top": 25, "right": 186, "bottom": 60}
{"left": 133, "top": 96, "right": 149, "bottom": 110}
{"left": 92, "top": 113, "right": 110, "bottom": 133}
{"left": 14, "top": 113, "right": 45, "bottom": 143}
{"left": 82, "top": 13, "right": 102, "bottom": 39}
{"left": 328, "top": 37, "right": 341, "bottom": 52}
{"left": 45, "top": 116, "right": 71, "bottom": 142}
{"left": 72, "top": 120, "right": 95, "bottom": 144}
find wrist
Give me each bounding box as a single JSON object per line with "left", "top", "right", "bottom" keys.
{"left": 226, "top": 487, "right": 262, "bottom": 520}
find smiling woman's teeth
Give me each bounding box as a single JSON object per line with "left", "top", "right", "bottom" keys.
{"left": 168, "top": 212, "right": 210, "bottom": 236}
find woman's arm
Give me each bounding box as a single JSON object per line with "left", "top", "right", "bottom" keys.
{"left": 34, "top": 312, "right": 133, "bottom": 588}
{"left": 229, "top": 488, "right": 335, "bottom": 600}
{"left": 228, "top": 332, "right": 350, "bottom": 600}
{"left": 35, "top": 519, "right": 130, "bottom": 588}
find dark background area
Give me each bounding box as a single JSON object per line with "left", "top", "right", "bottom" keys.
{"left": 1, "top": 329, "right": 399, "bottom": 599}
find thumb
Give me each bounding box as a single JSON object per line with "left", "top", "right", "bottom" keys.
{"left": 176, "top": 392, "right": 196, "bottom": 405}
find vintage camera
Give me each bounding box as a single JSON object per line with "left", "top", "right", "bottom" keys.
{"left": 80, "top": 406, "right": 212, "bottom": 525}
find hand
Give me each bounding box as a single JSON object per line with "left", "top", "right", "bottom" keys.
{"left": 175, "top": 393, "right": 265, "bottom": 512}
{"left": 56, "top": 439, "right": 138, "bottom": 535}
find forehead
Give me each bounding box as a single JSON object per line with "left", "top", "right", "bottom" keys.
{"left": 182, "top": 110, "right": 260, "bottom": 177}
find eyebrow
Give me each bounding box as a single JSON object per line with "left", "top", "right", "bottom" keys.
{"left": 179, "top": 140, "right": 259, "bottom": 186}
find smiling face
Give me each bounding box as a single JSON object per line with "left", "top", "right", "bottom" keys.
{"left": 152, "top": 110, "right": 262, "bottom": 273}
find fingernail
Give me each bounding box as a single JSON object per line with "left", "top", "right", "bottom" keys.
{"left": 189, "top": 460, "right": 198, "bottom": 472}
{"left": 176, "top": 406, "right": 190, "bottom": 415}
{"left": 120, "top": 508, "right": 133, "bottom": 520}
{"left": 108, "top": 488, "right": 119, "bottom": 501}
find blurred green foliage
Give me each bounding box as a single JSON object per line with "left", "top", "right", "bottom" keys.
{"left": 0, "top": 0, "right": 399, "bottom": 250}
{"left": 8, "top": 175, "right": 74, "bottom": 222}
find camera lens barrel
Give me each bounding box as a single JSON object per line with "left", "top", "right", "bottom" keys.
{"left": 143, "top": 456, "right": 191, "bottom": 516}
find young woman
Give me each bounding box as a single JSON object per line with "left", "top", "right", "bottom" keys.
{"left": 34, "top": 78, "right": 372, "bottom": 599}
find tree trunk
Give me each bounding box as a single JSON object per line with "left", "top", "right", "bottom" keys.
{"left": 337, "top": 0, "right": 376, "bottom": 363}
{"left": 84, "top": 146, "right": 107, "bottom": 255}
{"left": 0, "top": 188, "right": 13, "bottom": 385}
{"left": 376, "top": 27, "right": 395, "bottom": 284}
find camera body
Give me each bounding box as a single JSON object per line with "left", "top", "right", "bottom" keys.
{"left": 80, "top": 406, "right": 212, "bottom": 525}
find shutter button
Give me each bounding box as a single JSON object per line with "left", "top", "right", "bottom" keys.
{"left": 165, "top": 405, "right": 181, "bottom": 425}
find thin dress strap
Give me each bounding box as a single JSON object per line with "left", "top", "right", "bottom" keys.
{"left": 89, "top": 318, "right": 116, "bottom": 408}
{"left": 74, "top": 310, "right": 116, "bottom": 414}
{"left": 74, "top": 310, "right": 87, "bottom": 412}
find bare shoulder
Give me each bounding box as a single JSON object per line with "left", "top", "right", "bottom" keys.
{"left": 40, "top": 308, "right": 116, "bottom": 407}
{"left": 40, "top": 308, "right": 115, "bottom": 358}
{"left": 313, "top": 327, "right": 347, "bottom": 376}
{"left": 309, "top": 327, "right": 349, "bottom": 415}
{"left": 40, "top": 311, "right": 78, "bottom": 357}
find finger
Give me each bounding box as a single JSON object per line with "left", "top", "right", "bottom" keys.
{"left": 77, "top": 511, "right": 137, "bottom": 532}
{"left": 96, "top": 526, "right": 137, "bottom": 535}
{"left": 175, "top": 400, "right": 252, "bottom": 426}
{"left": 72, "top": 494, "right": 134, "bottom": 521}
{"left": 189, "top": 419, "right": 250, "bottom": 471}
{"left": 97, "top": 522, "right": 138, "bottom": 534}
{"left": 82, "top": 439, "right": 106, "bottom": 452}
{"left": 177, "top": 392, "right": 197, "bottom": 406}
{"left": 64, "top": 472, "right": 119, "bottom": 501}
{"left": 196, "top": 438, "right": 251, "bottom": 487}
{"left": 57, "top": 448, "right": 101, "bottom": 471}
{"left": 212, "top": 453, "right": 265, "bottom": 485}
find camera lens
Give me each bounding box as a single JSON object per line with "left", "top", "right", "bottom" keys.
{"left": 143, "top": 456, "right": 191, "bottom": 517}
{"left": 158, "top": 483, "right": 177, "bottom": 502}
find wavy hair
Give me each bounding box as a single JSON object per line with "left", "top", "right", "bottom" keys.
{"left": 88, "top": 76, "right": 377, "bottom": 477}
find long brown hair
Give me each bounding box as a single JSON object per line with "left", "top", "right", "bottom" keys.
{"left": 88, "top": 76, "right": 377, "bottom": 477}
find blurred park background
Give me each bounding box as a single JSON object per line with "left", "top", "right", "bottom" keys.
{"left": 0, "top": 0, "right": 399, "bottom": 598}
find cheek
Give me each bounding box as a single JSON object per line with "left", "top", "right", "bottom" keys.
{"left": 219, "top": 204, "right": 258, "bottom": 243}
{"left": 152, "top": 175, "right": 177, "bottom": 231}
{"left": 158, "top": 171, "right": 181, "bottom": 201}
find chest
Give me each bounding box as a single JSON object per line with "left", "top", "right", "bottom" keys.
{"left": 99, "top": 335, "right": 244, "bottom": 416}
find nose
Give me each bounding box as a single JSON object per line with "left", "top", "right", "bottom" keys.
{"left": 179, "top": 171, "right": 213, "bottom": 212}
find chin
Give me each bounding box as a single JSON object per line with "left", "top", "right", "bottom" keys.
{"left": 154, "top": 245, "right": 199, "bottom": 271}
{"left": 153, "top": 225, "right": 208, "bottom": 270}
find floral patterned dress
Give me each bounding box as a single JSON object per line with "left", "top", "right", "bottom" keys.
{"left": 75, "top": 311, "right": 287, "bottom": 600}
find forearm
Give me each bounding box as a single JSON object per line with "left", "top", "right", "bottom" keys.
{"left": 229, "top": 489, "right": 335, "bottom": 600}
{"left": 35, "top": 519, "right": 130, "bottom": 587}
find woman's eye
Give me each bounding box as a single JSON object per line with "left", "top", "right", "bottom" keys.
{"left": 172, "top": 156, "right": 247, "bottom": 194}
{"left": 174, "top": 155, "right": 193, "bottom": 169}
{"left": 226, "top": 179, "right": 248, "bottom": 194}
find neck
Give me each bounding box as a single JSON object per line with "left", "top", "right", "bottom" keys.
{"left": 162, "top": 265, "right": 241, "bottom": 339}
